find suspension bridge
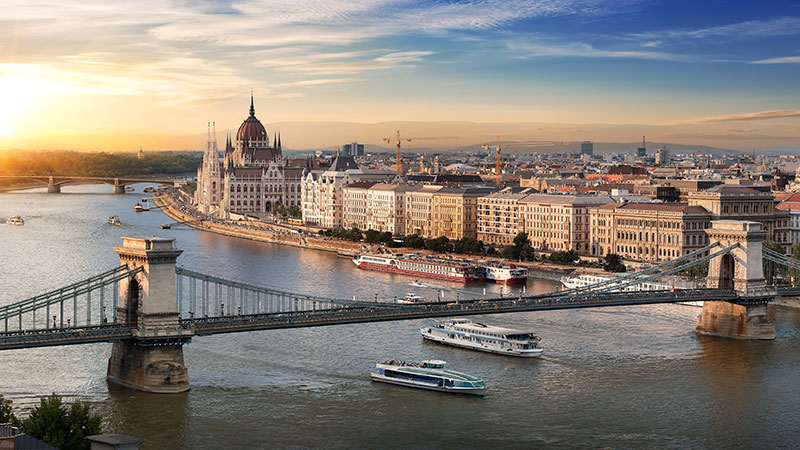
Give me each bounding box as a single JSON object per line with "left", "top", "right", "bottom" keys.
{"left": 1, "top": 220, "right": 797, "bottom": 392}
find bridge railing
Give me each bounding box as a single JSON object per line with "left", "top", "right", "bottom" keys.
{"left": 0, "top": 266, "right": 142, "bottom": 333}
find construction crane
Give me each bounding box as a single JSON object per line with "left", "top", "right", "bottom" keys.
{"left": 483, "top": 137, "right": 562, "bottom": 185}
{"left": 383, "top": 130, "right": 458, "bottom": 174}
{"left": 482, "top": 137, "right": 506, "bottom": 186}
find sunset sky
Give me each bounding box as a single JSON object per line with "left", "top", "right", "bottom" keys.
{"left": 0, "top": 0, "right": 798, "bottom": 151}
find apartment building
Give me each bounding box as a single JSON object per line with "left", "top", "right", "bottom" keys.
{"left": 404, "top": 185, "right": 443, "bottom": 238}
{"left": 588, "top": 203, "right": 712, "bottom": 262}
{"left": 476, "top": 188, "right": 534, "bottom": 245}
{"left": 342, "top": 181, "right": 377, "bottom": 230}
{"left": 363, "top": 184, "right": 420, "bottom": 235}
{"left": 301, "top": 155, "right": 399, "bottom": 228}
{"left": 519, "top": 194, "right": 612, "bottom": 253}
{"left": 432, "top": 187, "right": 495, "bottom": 240}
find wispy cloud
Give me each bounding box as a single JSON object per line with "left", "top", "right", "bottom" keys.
{"left": 687, "top": 110, "right": 800, "bottom": 123}
{"left": 633, "top": 16, "right": 800, "bottom": 41}
{"left": 508, "top": 40, "right": 688, "bottom": 61}
{"left": 750, "top": 56, "right": 800, "bottom": 64}
{"left": 272, "top": 77, "right": 360, "bottom": 88}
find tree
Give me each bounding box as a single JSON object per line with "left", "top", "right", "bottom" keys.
{"left": 286, "top": 205, "right": 302, "bottom": 219}
{"left": 501, "top": 245, "right": 519, "bottom": 260}
{"left": 0, "top": 393, "right": 18, "bottom": 425}
{"left": 403, "top": 234, "right": 426, "bottom": 249}
{"left": 603, "top": 253, "right": 626, "bottom": 273}
{"left": 21, "top": 393, "right": 102, "bottom": 450}
{"left": 453, "top": 237, "right": 484, "bottom": 255}
{"left": 181, "top": 181, "right": 197, "bottom": 196}
{"left": 364, "top": 229, "right": 383, "bottom": 244}
{"left": 425, "top": 236, "right": 453, "bottom": 253}
{"left": 513, "top": 232, "right": 530, "bottom": 249}
{"left": 519, "top": 243, "right": 536, "bottom": 261}
{"left": 548, "top": 250, "right": 580, "bottom": 265}
{"left": 276, "top": 204, "right": 288, "bottom": 219}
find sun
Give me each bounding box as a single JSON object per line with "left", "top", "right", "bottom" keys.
{"left": 0, "top": 68, "right": 49, "bottom": 137}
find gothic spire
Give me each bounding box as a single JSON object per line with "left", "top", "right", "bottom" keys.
{"left": 249, "top": 90, "right": 255, "bottom": 117}
{"left": 278, "top": 132, "right": 281, "bottom": 150}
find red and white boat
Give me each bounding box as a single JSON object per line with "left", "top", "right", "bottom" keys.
{"left": 353, "top": 253, "right": 485, "bottom": 282}
{"left": 482, "top": 263, "right": 528, "bottom": 285}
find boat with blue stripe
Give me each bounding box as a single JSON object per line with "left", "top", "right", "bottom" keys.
{"left": 370, "top": 360, "right": 486, "bottom": 396}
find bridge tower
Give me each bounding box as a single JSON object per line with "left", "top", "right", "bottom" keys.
{"left": 697, "top": 220, "right": 774, "bottom": 339}
{"left": 107, "top": 237, "right": 193, "bottom": 392}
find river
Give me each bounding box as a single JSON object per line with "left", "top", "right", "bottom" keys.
{"left": 1, "top": 184, "right": 799, "bottom": 449}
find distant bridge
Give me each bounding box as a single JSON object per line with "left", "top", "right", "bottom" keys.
{"left": 0, "top": 175, "right": 178, "bottom": 193}
{"left": 0, "top": 220, "right": 796, "bottom": 393}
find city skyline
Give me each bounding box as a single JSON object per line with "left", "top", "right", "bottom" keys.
{"left": 1, "top": 0, "right": 798, "bottom": 151}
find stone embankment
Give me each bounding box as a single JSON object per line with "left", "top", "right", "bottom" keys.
{"left": 153, "top": 194, "right": 363, "bottom": 254}
{"left": 153, "top": 192, "right": 594, "bottom": 278}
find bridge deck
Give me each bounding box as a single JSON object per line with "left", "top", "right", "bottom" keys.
{"left": 0, "top": 288, "right": 756, "bottom": 350}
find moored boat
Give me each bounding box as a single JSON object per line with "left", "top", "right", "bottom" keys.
{"left": 421, "top": 318, "right": 543, "bottom": 357}
{"left": 6, "top": 215, "right": 24, "bottom": 226}
{"left": 353, "top": 253, "right": 485, "bottom": 282}
{"left": 160, "top": 223, "right": 172, "bottom": 229}
{"left": 396, "top": 293, "right": 425, "bottom": 304}
{"left": 125, "top": 186, "right": 134, "bottom": 192}
{"left": 482, "top": 262, "right": 528, "bottom": 285}
{"left": 370, "top": 360, "right": 486, "bottom": 396}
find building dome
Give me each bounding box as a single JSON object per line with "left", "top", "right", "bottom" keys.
{"left": 236, "top": 95, "right": 267, "bottom": 142}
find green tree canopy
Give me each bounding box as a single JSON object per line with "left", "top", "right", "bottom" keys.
{"left": 548, "top": 250, "right": 580, "bottom": 265}
{"left": 603, "top": 253, "right": 626, "bottom": 273}
{"left": 403, "top": 234, "right": 426, "bottom": 249}
{"left": 21, "top": 393, "right": 102, "bottom": 450}
{"left": 0, "top": 393, "right": 18, "bottom": 425}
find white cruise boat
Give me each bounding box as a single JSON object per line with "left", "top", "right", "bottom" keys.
{"left": 397, "top": 293, "right": 425, "bottom": 304}
{"left": 353, "top": 253, "right": 485, "bottom": 282}
{"left": 482, "top": 262, "right": 528, "bottom": 285}
{"left": 421, "top": 318, "right": 544, "bottom": 357}
{"left": 370, "top": 360, "right": 486, "bottom": 396}
{"left": 6, "top": 215, "right": 24, "bottom": 226}
{"left": 560, "top": 273, "right": 703, "bottom": 306}
{"left": 107, "top": 215, "right": 121, "bottom": 225}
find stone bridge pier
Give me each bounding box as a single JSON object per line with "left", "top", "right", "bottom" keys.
{"left": 696, "top": 220, "right": 774, "bottom": 340}
{"left": 107, "top": 237, "right": 192, "bottom": 393}
{"left": 47, "top": 176, "right": 61, "bottom": 193}
{"left": 112, "top": 178, "right": 126, "bottom": 194}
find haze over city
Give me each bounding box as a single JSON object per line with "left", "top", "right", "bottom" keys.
{"left": 0, "top": 0, "right": 798, "bottom": 151}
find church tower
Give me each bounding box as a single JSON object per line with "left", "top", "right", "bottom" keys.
{"left": 198, "top": 121, "right": 221, "bottom": 214}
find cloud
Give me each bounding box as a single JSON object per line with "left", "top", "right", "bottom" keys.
{"left": 508, "top": 41, "right": 688, "bottom": 61}
{"left": 272, "top": 77, "right": 360, "bottom": 88}
{"left": 750, "top": 56, "right": 800, "bottom": 64}
{"left": 633, "top": 16, "right": 800, "bottom": 41}
{"left": 688, "top": 110, "right": 800, "bottom": 123}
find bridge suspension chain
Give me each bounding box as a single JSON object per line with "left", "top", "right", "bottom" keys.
{"left": 0, "top": 266, "right": 143, "bottom": 333}
{"left": 543, "top": 242, "right": 723, "bottom": 297}
{"left": 175, "top": 267, "right": 390, "bottom": 319}
{"left": 586, "top": 243, "right": 737, "bottom": 295}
